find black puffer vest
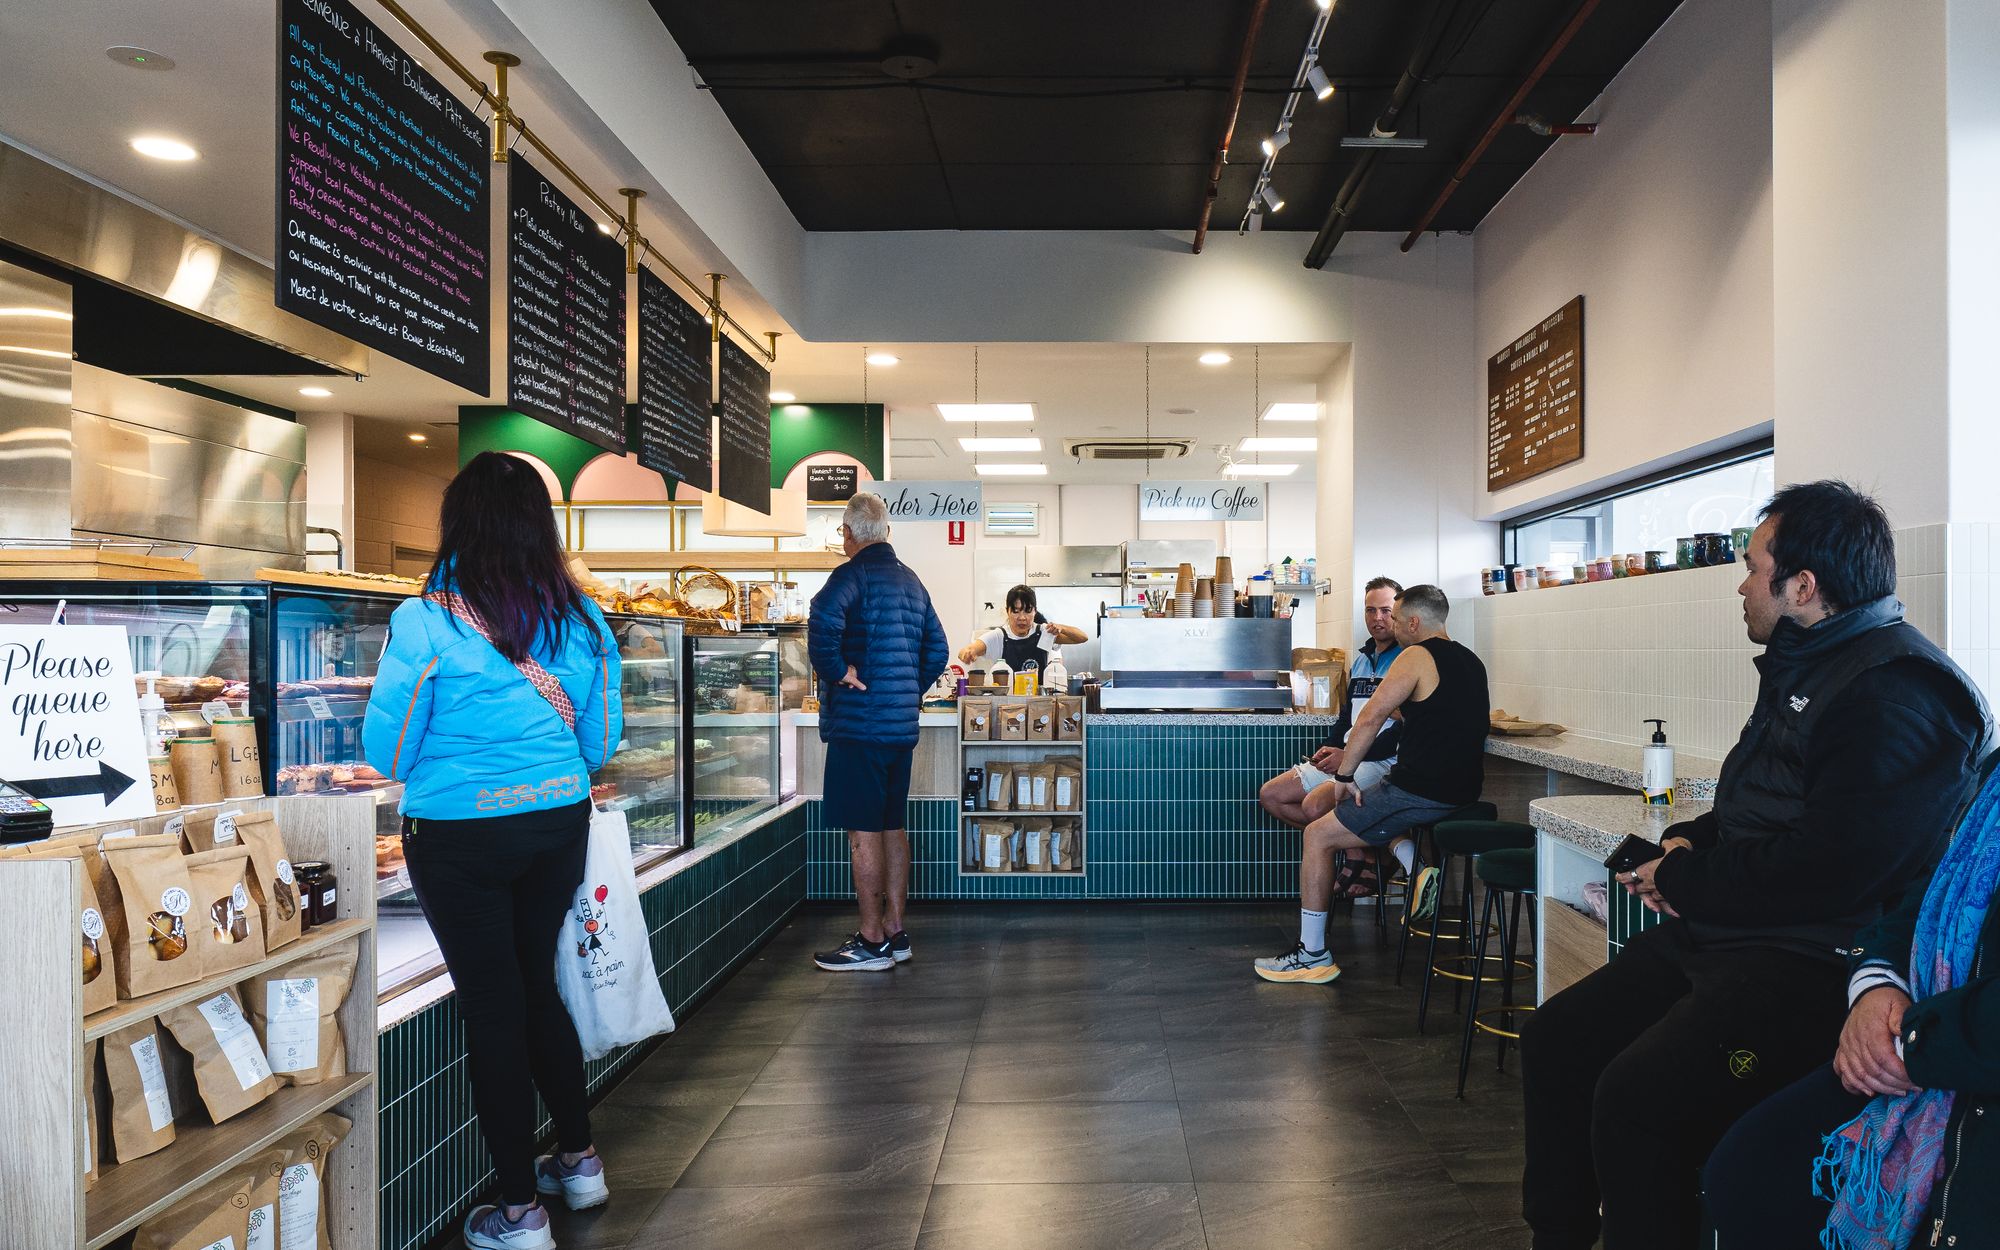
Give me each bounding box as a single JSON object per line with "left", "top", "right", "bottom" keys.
{"left": 1692, "top": 596, "right": 1991, "bottom": 960}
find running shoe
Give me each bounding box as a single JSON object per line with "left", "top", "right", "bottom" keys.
{"left": 535, "top": 1150, "right": 609, "bottom": 1210}
{"left": 1407, "top": 865, "right": 1441, "bottom": 923}
{"left": 463, "top": 1202, "right": 554, "bottom": 1250}
{"left": 1253, "top": 942, "right": 1342, "bottom": 984}
{"left": 887, "top": 930, "right": 913, "bottom": 963}
{"left": 813, "top": 933, "right": 895, "bottom": 971}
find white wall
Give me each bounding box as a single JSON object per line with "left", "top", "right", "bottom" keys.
{"left": 299, "top": 412, "right": 354, "bottom": 572}
{"left": 1474, "top": 0, "right": 1775, "bottom": 521}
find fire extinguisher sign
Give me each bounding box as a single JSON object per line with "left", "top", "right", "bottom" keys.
{"left": 947, "top": 521, "right": 966, "bottom": 546}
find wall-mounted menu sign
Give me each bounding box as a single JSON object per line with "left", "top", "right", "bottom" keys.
{"left": 276, "top": 0, "right": 490, "bottom": 393}
{"left": 630, "top": 267, "right": 712, "bottom": 488}
{"left": 806, "top": 464, "right": 859, "bottom": 502}
{"left": 716, "top": 335, "right": 771, "bottom": 510}
{"left": 507, "top": 158, "right": 627, "bottom": 452}
{"left": 1139, "top": 482, "right": 1267, "bottom": 522}
{"left": 1487, "top": 295, "right": 1584, "bottom": 489}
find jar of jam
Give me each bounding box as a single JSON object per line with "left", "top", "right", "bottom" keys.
{"left": 293, "top": 860, "right": 338, "bottom": 929}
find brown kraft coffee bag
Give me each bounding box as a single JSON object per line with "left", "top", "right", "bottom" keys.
{"left": 185, "top": 846, "right": 266, "bottom": 975}
{"left": 104, "top": 1018, "right": 176, "bottom": 1161}
{"left": 235, "top": 810, "right": 302, "bottom": 951}
{"left": 161, "top": 987, "right": 281, "bottom": 1123}
{"left": 243, "top": 938, "right": 359, "bottom": 1087}
{"left": 275, "top": 1112, "right": 353, "bottom": 1250}
{"left": 105, "top": 834, "right": 202, "bottom": 997}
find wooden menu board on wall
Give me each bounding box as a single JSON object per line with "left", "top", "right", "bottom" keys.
{"left": 1486, "top": 295, "right": 1583, "bottom": 489}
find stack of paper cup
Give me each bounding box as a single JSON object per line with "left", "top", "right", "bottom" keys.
{"left": 1193, "top": 578, "right": 1214, "bottom": 618}
{"left": 1214, "top": 557, "right": 1234, "bottom": 594}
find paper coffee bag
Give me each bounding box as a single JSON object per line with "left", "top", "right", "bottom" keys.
{"left": 186, "top": 847, "right": 266, "bottom": 975}
{"left": 105, "top": 1018, "right": 176, "bottom": 1161}
{"left": 105, "top": 834, "right": 202, "bottom": 997}
{"left": 244, "top": 939, "right": 358, "bottom": 1087}
{"left": 161, "top": 988, "right": 281, "bottom": 1123}
{"left": 235, "top": 811, "right": 302, "bottom": 952}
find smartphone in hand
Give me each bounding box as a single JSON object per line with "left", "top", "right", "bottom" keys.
{"left": 1603, "top": 834, "right": 1666, "bottom": 874}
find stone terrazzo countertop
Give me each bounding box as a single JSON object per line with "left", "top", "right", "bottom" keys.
{"left": 1486, "top": 733, "right": 1721, "bottom": 800}
{"left": 1089, "top": 712, "right": 1343, "bottom": 726}
{"left": 1529, "top": 795, "right": 1715, "bottom": 860}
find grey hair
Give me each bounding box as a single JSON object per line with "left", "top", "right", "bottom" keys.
{"left": 1395, "top": 583, "right": 1450, "bottom": 626}
{"left": 842, "top": 492, "right": 891, "bottom": 544}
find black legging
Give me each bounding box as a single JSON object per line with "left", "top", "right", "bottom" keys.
{"left": 404, "top": 800, "right": 593, "bottom": 1206}
{"left": 1703, "top": 1063, "right": 1869, "bottom": 1247}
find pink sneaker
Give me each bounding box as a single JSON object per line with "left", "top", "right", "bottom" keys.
{"left": 535, "top": 1151, "right": 609, "bottom": 1211}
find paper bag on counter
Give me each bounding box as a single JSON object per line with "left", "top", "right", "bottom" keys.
{"left": 1022, "top": 820, "right": 1054, "bottom": 872}
{"left": 1300, "top": 659, "right": 1347, "bottom": 715}
{"left": 998, "top": 703, "right": 1028, "bottom": 741}
{"left": 1054, "top": 695, "right": 1084, "bottom": 740}
{"left": 185, "top": 846, "right": 265, "bottom": 976}
{"left": 1052, "top": 758, "right": 1084, "bottom": 812}
{"left": 244, "top": 938, "right": 359, "bottom": 1087}
{"left": 11, "top": 841, "right": 120, "bottom": 1014}
{"left": 105, "top": 1018, "right": 176, "bottom": 1162}
{"left": 235, "top": 810, "right": 302, "bottom": 951}
{"left": 274, "top": 1112, "right": 352, "bottom": 1250}
{"left": 180, "top": 805, "right": 249, "bottom": 855}
{"left": 104, "top": 834, "right": 201, "bottom": 998}
{"left": 979, "top": 821, "right": 1016, "bottom": 872}
{"left": 960, "top": 697, "right": 993, "bottom": 741}
{"left": 984, "top": 763, "right": 1015, "bottom": 811}
{"left": 1027, "top": 697, "right": 1056, "bottom": 742}
{"left": 131, "top": 1169, "right": 253, "bottom": 1250}
{"left": 160, "top": 987, "right": 281, "bottom": 1123}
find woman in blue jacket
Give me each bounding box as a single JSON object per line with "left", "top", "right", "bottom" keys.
{"left": 364, "top": 452, "right": 623, "bottom": 1250}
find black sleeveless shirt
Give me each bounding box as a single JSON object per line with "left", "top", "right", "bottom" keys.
{"left": 1386, "top": 638, "right": 1489, "bottom": 805}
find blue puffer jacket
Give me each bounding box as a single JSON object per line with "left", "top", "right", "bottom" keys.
{"left": 809, "top": 542, "right": 949, "bottom": 748}
{"left": 362, "top": 594, "right": 623, "bottom": 818}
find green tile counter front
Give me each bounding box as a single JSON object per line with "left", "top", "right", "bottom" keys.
{"left": 376, "top": 800, "right": 807, "bottom": 1250}
{"left": 806, "top": 713, "right": 1337, "bottom": 901}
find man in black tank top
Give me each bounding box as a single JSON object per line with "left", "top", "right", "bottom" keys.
{"left": 1255, "top": 585, "right": 1490, "bottom": 986}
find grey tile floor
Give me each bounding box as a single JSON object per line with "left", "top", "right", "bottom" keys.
{"left": 541, "top": 903, "right": 1532, "bottom": 1250}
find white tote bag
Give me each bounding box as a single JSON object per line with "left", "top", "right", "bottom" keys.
{"left": 554, "top": 808, "right": 676, "bottom": 1059}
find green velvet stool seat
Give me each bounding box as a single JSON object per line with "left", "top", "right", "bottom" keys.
{"left": 1457, "top": 846, "right": 1539, "bottom": 1097}
{"left": 1401, "top": 816, "right": 1534, "bottom": 1032}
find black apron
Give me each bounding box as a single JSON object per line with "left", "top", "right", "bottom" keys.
{"left": 996, "top": 627, "right": 1052, "bottom": 675}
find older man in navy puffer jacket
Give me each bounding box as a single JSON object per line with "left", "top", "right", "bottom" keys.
{"left": 808, "top": 491, "right": 950, "bottom": 971}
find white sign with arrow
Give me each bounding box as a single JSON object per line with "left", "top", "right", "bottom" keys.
{"left": 0, "top": 626, "right": 152, "bottom": 827}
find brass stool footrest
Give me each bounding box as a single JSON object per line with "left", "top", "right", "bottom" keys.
{"left": 1472, "top": 1003, "right": 1536, "bottom": 1041}
{"left": 1430, "top": 951, "right": 1534, "bottom": 985}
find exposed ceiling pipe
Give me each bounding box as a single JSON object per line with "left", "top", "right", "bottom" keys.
{"left": 1303, "top": 0, "right": 1470, "bottom": 269}
{"left": 1399, "top": 0, "right": 1603, "bottom": 252}
{"left": 1193, "top": 0, "right": 1271, "bottom": 255}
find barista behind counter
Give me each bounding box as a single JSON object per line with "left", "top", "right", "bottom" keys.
{"left": 958, "top": 584, "right": 1089, "bottom": 676}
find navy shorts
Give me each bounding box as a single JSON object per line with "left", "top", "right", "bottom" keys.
{"left": 823, "top": 740, "right": 913, "bottom": 832}
{"left": 1332, "top": 780, "right": 1459, "bottom": 847}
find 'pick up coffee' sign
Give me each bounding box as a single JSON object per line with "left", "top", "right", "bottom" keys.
{"left": 0, "top": 626, "right": 153, "bottom": 826}
{"left": 1139, "top": 482, "right": 1267, "bottom": 522}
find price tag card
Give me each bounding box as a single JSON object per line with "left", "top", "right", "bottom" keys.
{"left": 305, "top": 696, "right": 334, "bottom": 720}
{"left": 200, "top": 700, "right": 232, "bottom": 724}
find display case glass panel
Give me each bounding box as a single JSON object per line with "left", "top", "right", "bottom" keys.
{"left": 268, "top": 586, "right": 400, "bottom": 796}
{"left": 597, "top": 614, "right": 686, "bottom": 861}
{"left": 688, "top": 630, "right": 784, "bottom": 839}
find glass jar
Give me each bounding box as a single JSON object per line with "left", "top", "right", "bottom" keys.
{"left": 1676, "top": 537, "right": 1699, "bottom": 569}
{"left": 1572, "top": 563, "right": 1590, "bottom": 585}
{"left": 1708, "top": 531, "right": 1736, "bottom": 564}
{"left": 1646, "top": 550, "right": 1670, "bottom": 574}
{"left": 293, "top": 860, "right": 338, "bottom": 929}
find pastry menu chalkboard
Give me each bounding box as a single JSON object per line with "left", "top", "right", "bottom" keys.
{"left": 716, "top": 336, "right": 772, "bottom": 510}
{"left": 1487, "top": 295, "right": 1584, "bottom": 489}
{"left": 631, "top": 267, "right": 712, "bottom": 488}
{"left": 507, "top": 158, "right": 627, "bottom": 452}
{"left": 277, "top": 0, "right": 490, "bottom": 392}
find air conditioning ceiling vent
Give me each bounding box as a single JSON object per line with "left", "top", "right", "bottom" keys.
{"left": 1061, "top": 438, "right": 1192, "bottom": 461}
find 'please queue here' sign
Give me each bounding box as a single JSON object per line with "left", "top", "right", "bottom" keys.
{"left": 0, "top": 626, "right": 153, "bottom": 827}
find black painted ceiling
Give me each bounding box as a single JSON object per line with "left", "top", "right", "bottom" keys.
{"left": 647, "top": 0, "right": 1685, "bottom": 242}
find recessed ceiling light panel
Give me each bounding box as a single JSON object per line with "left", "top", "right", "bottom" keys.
{"left": 768, "top": 391, "right": 796, "bottom": 403}
{"left": 1262, "top": 402, "right": 1321, "bottom": 422}
{"left": 1198, "top": 351, "right": 1232, "bottom": 366}
{"left": 974, "top": 463, "right": 1048, "bottom": 476}
{"left": 131, "top": 135, "right": 198, "bottom": 161}
{"left": 1222, "top": 463, "right": 1300, "bottom": 477}
{"left": 298, "top": 386, "right": 333, "bottom": 398}
{"left": 866, "top": 353, "right": 899, "bottom": 367}
{"left": 958, "top": 437, "right": 1041, "bottom": 452}
{"left": 936, "top": 403, "right": 1034, "bottom": 423}
{"left": 1239, "top": 436, "right": 1318, "bottom": 452}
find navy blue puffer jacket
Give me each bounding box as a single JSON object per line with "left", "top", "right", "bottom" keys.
{"left": 809, "top": 541, "right": 949, "bottom": 748}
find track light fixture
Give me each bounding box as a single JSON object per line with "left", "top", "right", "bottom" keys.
{"left": 1247, "top": 203, "right": 1265, "bottom": 232}
{"left": 1261, "top": 123, "right": 1291, "bottom": 158}
{"left": 1306, "top": 59, "right": 1334, "bottom": 102}
{"left": 1259, "top": 183, "right": 1284, "bottom": 213}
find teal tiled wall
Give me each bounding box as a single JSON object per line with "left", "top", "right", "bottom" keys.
{"left": 807, "top": 719, "right": 1320, "bottom": 902}
{"left": 376, "top": 805, "right": 807, "bottom": 1250}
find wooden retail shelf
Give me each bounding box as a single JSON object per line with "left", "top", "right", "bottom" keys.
{"left": 0, "top": 549, "right": 201, "bottom": 581}
{"left": 84, "top": 1073, "right": 372, "bottom": 1249}
{"left": 961, "top": 810, "right": 1081, "bottom": 821}
{"left": 84, "top": 918, "right": 371, "bottom": 1043}
{"left": 257, "top": 567, "right": 422, "bottom": 596}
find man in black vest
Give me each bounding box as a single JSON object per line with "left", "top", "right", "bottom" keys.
{"left": 1518, "top": 480, "right": 1991, "bottom": 1250}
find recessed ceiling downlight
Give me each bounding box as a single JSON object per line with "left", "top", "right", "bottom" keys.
{"left": 1198, "top": 351, "right": 1231, "bottom": 366}
{"left": 298, "top": 386, "right": 333, "bottom": 398}
{"left": 131, "top": 135, "right": 198, "bottom": 162}
{"left": 107, "top": 46, "right": 175, "bottom": 71}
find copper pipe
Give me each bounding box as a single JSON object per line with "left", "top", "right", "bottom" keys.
{"left": 1398, "top": 0, "right": 1603, "bottom": 252}
{"left": 1193, "top": 0, "right": 1270, "bottom": 255}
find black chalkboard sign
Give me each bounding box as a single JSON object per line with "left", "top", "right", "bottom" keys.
{"left": 507, "top": 158, "right": 627, "bottom": 452}
{"left": 1487, "top": 295, "right": 1584, "bottom": 489}
{"left": 807, "top": 464, "right": 858, "bottom": 502}
{"left": 716, "top": 336, "right": 772, "bottom": 510}
{"left": 631, "top": 267, "right": 712, "bottom": 488}
{"left": 277, "top": 0, "right": 491, "bottom": 393}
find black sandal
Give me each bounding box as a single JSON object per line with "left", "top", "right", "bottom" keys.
{"left": 1336, "top": 854, "right": 1383, "bottom": 899}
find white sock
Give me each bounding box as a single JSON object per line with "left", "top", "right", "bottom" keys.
{"left": 1391, "top": 840, "right": 1417, "bottom": 876}
{"left": 1300, "top": 908, "right": 1328, "bottom": 953}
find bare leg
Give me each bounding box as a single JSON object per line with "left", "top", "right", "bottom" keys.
{"left": 849, "top": 829, "right": 888, "bottom": 943}
{"left": 883, "top": 829, "right": 910, "bottom": 936}
{"left": 1300, "top": 810, "right": 1375, "bottom": 913}
{"left": 1260, "top": 771, "right": 1312, "bottom": 828}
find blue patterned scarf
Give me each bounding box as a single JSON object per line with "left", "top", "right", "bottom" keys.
{"left": 1814, "top": 765, "right": 2000, "bottom": 1249}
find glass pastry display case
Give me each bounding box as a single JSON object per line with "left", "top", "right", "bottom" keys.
{"left": 687, "top": 628, "right": 788, "bottom": 839}
{"left": 267, "top": 583, "right": 403, "bottom": 797}
{"left": 595, "top": 614, "right": 686, "bottom": 859}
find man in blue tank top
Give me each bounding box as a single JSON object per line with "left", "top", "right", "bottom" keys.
{"left": 1255, "top": 585, "right": 1489, "bottom": 985}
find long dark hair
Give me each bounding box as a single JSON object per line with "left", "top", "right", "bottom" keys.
{"left": 428, "top": 451, "right": 590, "bottom": 662}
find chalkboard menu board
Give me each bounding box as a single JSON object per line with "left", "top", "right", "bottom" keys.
{"left": 277, "top": 0, "right": 491, "bottom": 393}
{"left": 716, "top": 336, "right": 772, "bottom": 510}
{"left": 1487, "top": 295, "right": 1584, "bottom": 489}
{"left": 631, "top": 267, "right": 712, "bottom": 488}
{"left": 507, "top": 158, "right": 627, "bottom": 452}
{"left": 807, "top": 464, "right": 858, "bottom": 501}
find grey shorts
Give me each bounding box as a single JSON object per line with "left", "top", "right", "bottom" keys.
{"left": 1332, "top": 780, "right": 1459, "bottom": 847}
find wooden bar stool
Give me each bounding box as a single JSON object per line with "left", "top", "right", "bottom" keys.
{"left": 1405, "top": 814, "right": 1531, "bottom": 1033}
{"left": 1457, "top": 846, "right": 1539, "bottom": 1097}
